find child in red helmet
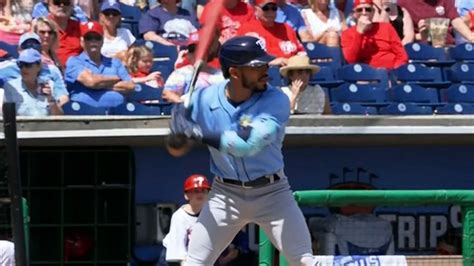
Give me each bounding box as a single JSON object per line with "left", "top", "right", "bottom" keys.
{"left": 162, "top": 174, "right": 211, "bottom": 266}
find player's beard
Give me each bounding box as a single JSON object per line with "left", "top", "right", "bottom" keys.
{"left": 242, "top": 74, "right": 268, "bottom": 92}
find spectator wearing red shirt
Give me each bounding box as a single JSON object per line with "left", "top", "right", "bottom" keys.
{"left": 199, "top": 0, "right": 255, "bottom": 44}
{"left": 48, "top": 0, "right": 82, "bottom": 67}
{"left": 237, "top": 0, "right": 305, "bottom": 66}
{"left": 341, "top": 0, "right": 408, "bottom": 69}
{"left": 398, "top": 0, "right": 474, "bottom": 45}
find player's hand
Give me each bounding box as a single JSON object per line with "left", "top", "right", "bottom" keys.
{"left": 356, "top": 16, "right": 372, "bottom": 34}
{"left": 170, "top": 103, "right": 202, "bottom": 140}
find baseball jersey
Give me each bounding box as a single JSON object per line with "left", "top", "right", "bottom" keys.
{"left": 200, "top": 0, "right": 255, "bottom": 44}
{"left": 162, "top": 206, "right": 200, "bottom": 261}
{"left": 341, "top": 22, "right": 408, "bottom": 69}
{"left": 237, "top": 19, "right": 304, "bottom": 58}
{"left": 190, "top": 80, "right": 290, "bottom": 181}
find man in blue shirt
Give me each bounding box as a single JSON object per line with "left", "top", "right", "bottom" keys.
{"left": 65, "top": 21, "right": 135, "bottom": 108}
{"left": 168, "top": 36, "right": 314, "bottom": 266}
{"left": 275, "top": 0, "right": 311, "bottom": 41}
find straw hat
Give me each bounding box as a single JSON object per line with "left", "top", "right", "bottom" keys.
{"left": 279, "top": 55, "right": 320, "bottom": 77}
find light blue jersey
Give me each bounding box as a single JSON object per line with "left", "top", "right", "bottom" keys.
{"left": 190, "top": 80, "right": 290, "bottom": 182}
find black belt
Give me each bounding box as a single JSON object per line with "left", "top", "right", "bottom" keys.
{"left": 217, "top": 174, "right": 280, "bottom": 188}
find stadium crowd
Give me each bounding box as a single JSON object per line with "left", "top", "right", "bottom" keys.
{"left": 0, "top": 0, "right": 473, "bottom": 116}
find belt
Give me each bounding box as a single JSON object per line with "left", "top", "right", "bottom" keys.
{"left": 216, "top": 174, "right": 281, "bottom": 188}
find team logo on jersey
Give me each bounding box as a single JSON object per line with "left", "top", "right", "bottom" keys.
{"left": 239, "top": 114, "right": 252, "bottom": 128}
{"left": 435, "top": 5, "right": 445, "bottom": 15}
{"left": 279, "top": 41, "right": 297, "bottom": 55}
{"left": 245, "top": 32, "right": 267, "bottom": 51}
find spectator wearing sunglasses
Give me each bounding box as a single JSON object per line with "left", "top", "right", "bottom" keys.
{"left": 47, "top": 0, "right": 83, "bottom": 67}
{"left": 33, "top": 16, "right": 62, "bottom": 70}
{"left": 99, "top": 1, "right": 136, "bottom": 58}
{"left": 341, "top": 0, "right": 408, "bottom": 69}
{"left": 0, "top": 32, "right": 68, "bottom": 99}
{"left": 65, "top": 21, "right": 135, "bottom": 108}
{"left": 237, "top": 0, "right": 304, "bottom": 66}
{"left": 4, "top": 49, "right": 67, "bottom": 116}
{"left": 32, "top": 0, "right": 89, "bottom": 23}
{"left": 372, "top": 0, "right": 414, "bottom": 45}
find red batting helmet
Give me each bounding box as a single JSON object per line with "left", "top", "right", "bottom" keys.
{"left": 184, "top": 174, "right": 211, "bottom": 192}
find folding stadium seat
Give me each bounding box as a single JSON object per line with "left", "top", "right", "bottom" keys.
{"left": 62, "top": 101, "right": 109, "bottom": 115}
{"left": 404, "top": 42, "right": 454, "bottom": 67}
{"left": 331, "top": 83, "right": 387, "bottom": 104}
{"left": 337, "top": 64, "right": 389, "bottom": 89}
{"left": 331, "top": 103, "right": 378, "bottom": 115}
{"left": 379, "top": 103, "right": 433, "bottom": 115}
{"left": 435, "top": 103, "right": 474, "bottom": 114}
{"left": 448, "top": 43, "right": 474, "bottom": 63}
{"left": 390, "top": 63, "right": 450, "bottom": 88}
{"left": 110, "top": 102, "right": 163, "bottom": 115}
{"left": 310, "top": 66, "right": 344, "bottom": 88}
{"left": 441, "top": 84, "right": 474, "bottom": 103}
{"left": 388, "top": 84, "right": 439, "bottom": 105}
{"left": 446, "top": 63, "right": 474, "bottom": 84}
{"left": 303, "top": 42, "right": 343, "bottom": 69}
{"left": 128, "top": 84, "right": 164, "bottom": 103}
{"left": 0, "top": 41, "right": 18, "bottom": 60}
{"left": 119, "top": 2, "right": 143, "bottom": 37}
{"left": 268, "top": 66, "right": 283, "bottom": 87}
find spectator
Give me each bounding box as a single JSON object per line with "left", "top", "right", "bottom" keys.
{"left": 32, "top": 0, "right": 89, "bottom": 23}
{"left": 139, "top": 0, "right": 199, "bottom": 47}
{"left": 0, "top": 0, "right": 32, "bottom": 45}
{"left": 199, "top": 0, "right": 255, "bottom": 44}
{"left": 65, "top": 21, "right": 135, "bottom": 108}
{"left": 125, "top": 44, "right": 164, "bottom": 88}
{"left": 33, "top": 16, "right": 62, "bottom": 70}
{"left": 398, "top": 0, "right": 474, "bottom": 45}
{"left": 48, "top": 0, "right": 83, "bottom": 67}
{"left": 4, "top": 49, "right": 66, "bottom": 116}
{"left": 372, "top": 0, "right": 415, "bottom": 45}
{"left": 301, "top": 0, "right": 347, "bottom": 47}
{"left": 275, "top": 0, "right": 312, "bottom": 42}
{"left": 456, "top": 0, "right": 474, "bottom": 17}
{"left": 163, "top": 30, "right": 224, "bottom": 103}
{"left": 0, "top": 32, "right": 68, "bottom": 99}
{"left": 99, "top": 0, "right": 136, "bottom": 58}
{"left": 237, "top": 0, "right": 305, "bottom": 66}
{"left": 74, "top": 0, "right": 100, "bottom": 20}
{"left": 341, "top": 0, "right": 408, "bottom": 69}
{"left": 162, "top": 174, "right": 211, "bottom": 265}
{"left": 280, "top": 55, "right": 330, "bottom": 114}
{"left": 458, "top": 10, "right": 474, "bottom": 44}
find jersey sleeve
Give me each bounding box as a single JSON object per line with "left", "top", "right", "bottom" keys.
{"left": 164, "top": 212, "right": 189, "bottom": 262}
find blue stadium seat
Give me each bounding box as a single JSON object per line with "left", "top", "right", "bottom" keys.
{"left": 404, "top": 42, "right": 454, "bottom": 66}
{"left": 331, "top": 83, "right": 387, "bottom": 104}
{"left": 0, "top": 41, "right": 18, "bottom": 60}
{"left": 436, "top": 103, "right": 474, "bottom": 114}
{"left": 62, "top": 101, "right": 109, "bottom": 115}
{"left": 133, "top": 40, "right": 178, "bottom": 82}
{"left": 390, "top": 63, "right": 450, "bottom": 88}
{"left": 337, "top": 64, "right": 389, "bottom": 89}
{"left": 268, "top": 66, "right": 283, "bottom": 87}
{"left": 448, "top": 43, "right": 474, "bottom": 63}
{"left": 128, "top": 84, "right": 164, "bottom": 103}
{"left": 388, "top": 84, "right": 439, "bottom": 105}
{"left": 303, "top": 42, "right": 343, "bottom": 69}
{"left": 331, "top": 103, "right": 378, "bottom": 115}
{"left": 110, "top": 102, "right": 163, "bottom": 115}
{"left": 446, "top": 63, "right": 474, "bottom": 84}
{"left": 310, "top": 66, "right": 344, "bottom": 88}
{"left": 379, "top": 103, "right": 433, "bottom": 115}
{"left": 119, "top": 2, "right": 143, "bottom": 37}
{"left": 441, "top": 84, "right": 474, "bottom": 103}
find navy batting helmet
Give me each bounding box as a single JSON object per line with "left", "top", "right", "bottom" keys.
{"left": 219, "top": 36, "right": 275, "bottom": 74}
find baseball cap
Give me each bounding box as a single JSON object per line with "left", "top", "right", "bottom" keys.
{"left": 18, "top": 48, "right": 42, "bottom": 63}
{"left": 353, "top": 0, "right": 373, "bottom": 6}
{"left": 80, "top": 21, "right": 104, "bottom": 37}
{"left": 100, "top": 0, "right": 121, "bottom": 13}
{"left": 254, "top": 0, "right": 276, "bottom": 6}
{"left": 19, "top": 32, "right": 41, "bottom": 47}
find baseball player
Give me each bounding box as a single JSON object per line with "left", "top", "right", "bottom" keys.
{"left": 162, "top": 174, "right": 211, "bottom": 265}
{"left": 169, "top": 36, "right": 314, "bottom": 266}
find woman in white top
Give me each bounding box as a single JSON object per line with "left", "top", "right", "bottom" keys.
{"left": 280, "top": 55, "right": 331, "bottom": 114}
{"left": 99, "top": 0, "right": 136, "bottom": 58}
{"left": 301, "top": 0, "right": 347, "bottom": 47}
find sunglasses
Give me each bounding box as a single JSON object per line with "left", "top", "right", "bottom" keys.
{"left": 84, "top": 34, "right": 103, "bottom": 42}
{"left": 355, "top": 7, "right": 374, "bottom": 13}
{"left": 261, "top": 3, "right": 278, "bottom": 11}
{"left": 52, "top": 0, "right": 71, "bottom": 6}
{"left": 103, "top": 11, "right": 121, "bottom": 17}
{"left": 20, "top": 41, "right": 42, "bottom": 51}
{"left": 17, "top": 61, "right": 41, "bottom": 69}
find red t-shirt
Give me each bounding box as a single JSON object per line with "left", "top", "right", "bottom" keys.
{"left": 398, "top": 0, "right": 458, "bottom": 44}
{"left": 341, "top": 22, "right": 408, "bottom": 69}
{"left": 237, "top": 19, "right": 304, "bottom": 58}
{"left": 50, "top": 17, "right": 83, "bottom": 67}
{"left": 200, "top": 0, "right": 255, "bottom": 44}
{"left": 469, "top": 11, "right": 474, "bottom": 32}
